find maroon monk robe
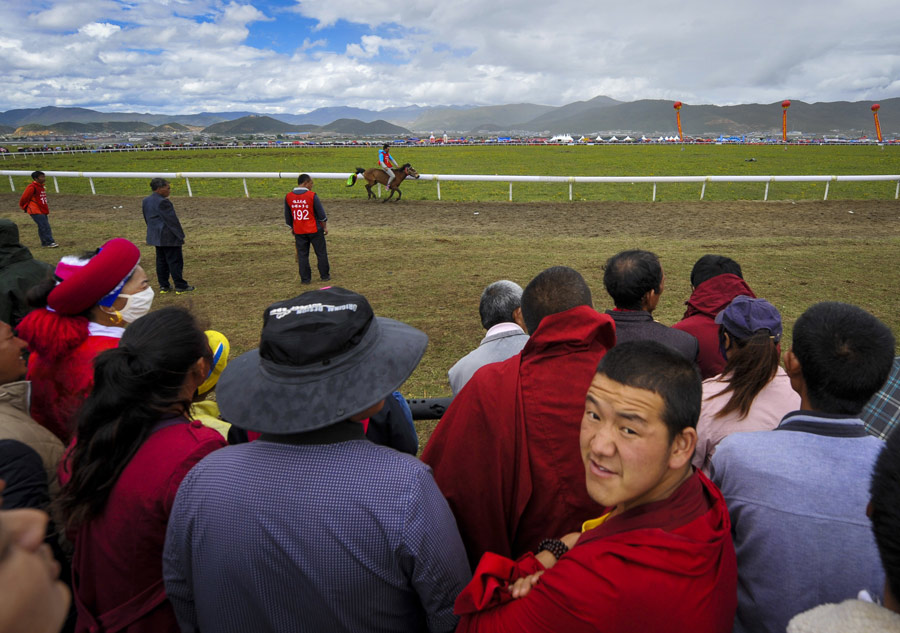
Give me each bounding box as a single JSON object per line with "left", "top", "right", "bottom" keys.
{"left": 423, "top": 305, "right": 617, "bottom": 569}
{"left": 455, "top": 470, "right": 738, "bottom": 633}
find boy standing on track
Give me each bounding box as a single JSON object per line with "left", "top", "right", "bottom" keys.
{"left": 18, "top": 171, "right": 58, "bottom": 248}
{"left": 285, "top": 174, "right": 329, "bottom": 285}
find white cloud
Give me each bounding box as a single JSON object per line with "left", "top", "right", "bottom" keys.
{"left": 0, "top": 0, "right": 897, "bottom": 115}
{"left": 78, "top": 22, "right": 121, "bottom": 39}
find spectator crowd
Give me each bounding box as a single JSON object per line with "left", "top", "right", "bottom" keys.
{"left": 0, "top": 220, "right": 897, "bottom": 633}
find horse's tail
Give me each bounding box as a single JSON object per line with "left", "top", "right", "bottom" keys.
{"left": 346, "top": 167, "right": 365, "bottom": 187}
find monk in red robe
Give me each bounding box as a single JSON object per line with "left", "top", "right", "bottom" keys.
{"left": 454, "top": 340, "right": 737, "bottom": 633}
{"left": 423, "top": 266, "right": 616, "bottom": 569}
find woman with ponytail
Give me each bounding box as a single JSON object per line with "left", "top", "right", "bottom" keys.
{"left": 693, "top": 295, "right": 800, "bottom": 474}
{"left": 56, "top": 306, "right": 226, "bottom": 633}
{"left": 16, "top": 238, "right": 154, "bottom": 442}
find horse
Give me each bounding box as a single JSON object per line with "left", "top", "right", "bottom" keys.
{"left": 347, "top": 163, "right": 420, "bottom": 202}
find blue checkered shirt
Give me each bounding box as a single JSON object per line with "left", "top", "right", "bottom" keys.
{"left": 163, "top": 423, "right": 471, "bottom": 633}
{"left": 863, "top": 356, "right": 900, "bottom": 440}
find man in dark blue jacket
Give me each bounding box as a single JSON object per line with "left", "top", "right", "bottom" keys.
{"left": 142, "top": 178, "right": 193, "bottom": 294}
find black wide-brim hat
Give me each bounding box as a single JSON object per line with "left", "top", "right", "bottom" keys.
{"left": 217, "top": 287, "right": 428, "bottom": 434}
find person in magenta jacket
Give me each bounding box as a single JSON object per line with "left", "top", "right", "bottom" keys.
{"left": 56, "top": 307, "right": 226, "bottom": 633}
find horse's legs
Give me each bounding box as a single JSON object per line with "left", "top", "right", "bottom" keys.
{"left": 365, "top": 183, "right": 374, "bottom": 199}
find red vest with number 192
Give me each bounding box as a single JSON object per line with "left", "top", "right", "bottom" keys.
{"left": 286, "top": 190, "right": 318, "bottom": 234}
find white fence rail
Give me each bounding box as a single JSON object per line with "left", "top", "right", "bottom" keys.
{"left": 3, "top": 170, "right": 900, "bottom": 201}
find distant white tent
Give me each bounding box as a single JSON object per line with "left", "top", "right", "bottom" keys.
{"left": 609, "top": 135, "right": 619, "bottom": 142}
{"left": 549, "top": 134, "right": 574, "bottom": 143}
{"left": 658, "top": 136, "right": 665, "bottom": 142}
{"left": 623, "top": 136, "right": 633, "bottom": 142}
{"left": 641, "top": 135, "right": 648, "bottom": 142}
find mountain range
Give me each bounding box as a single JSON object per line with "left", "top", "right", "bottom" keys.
{"left": 1, "top": 96, "right": 896, "bottom": 136}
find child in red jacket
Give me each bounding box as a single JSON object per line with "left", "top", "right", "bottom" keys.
{"left": 18, "top": 170, "right": 57, "bottom": 248}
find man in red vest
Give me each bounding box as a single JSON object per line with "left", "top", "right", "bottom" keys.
{"left": 284, "top": 174, "right": 329, "bottom": 284}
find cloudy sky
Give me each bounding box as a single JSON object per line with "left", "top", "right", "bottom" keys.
{"left": 1, "top": 0, "right": 898, "bottom": 114}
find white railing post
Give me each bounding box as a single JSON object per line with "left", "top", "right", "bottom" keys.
{"left": 1, "top": 171, "right": 898, "bottom": 203}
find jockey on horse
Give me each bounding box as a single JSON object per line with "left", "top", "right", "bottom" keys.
{"left": 378, "top": 143, "right": 397, "bottom": 189}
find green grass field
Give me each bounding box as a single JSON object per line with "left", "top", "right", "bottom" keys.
{"left": 3, "top": 144, "right": 900, "bottom": 202}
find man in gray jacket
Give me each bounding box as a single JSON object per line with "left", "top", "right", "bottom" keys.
{"left": 142, "top": 178, "right": 193, "bottom": 294}
{"left": 448, "top": 280, "right": 529, "bottom": 395}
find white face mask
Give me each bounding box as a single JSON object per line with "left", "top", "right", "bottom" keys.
{"left": 117, "top": 287, "right": 155, "bottom": 323}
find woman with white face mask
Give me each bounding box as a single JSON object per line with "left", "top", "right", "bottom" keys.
{"left": 17, "top": 239, "right": 154, "bottom": 444}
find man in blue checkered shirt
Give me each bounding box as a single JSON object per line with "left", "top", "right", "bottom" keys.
{"left": 163, "top": 288, "right": 471, "bottom": 633}
{"left": 862, "top": 356, "right": 900, "bottom": 440}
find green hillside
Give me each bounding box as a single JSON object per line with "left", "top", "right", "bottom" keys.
{"left": 14, "top": 121, "right": 154, "bottom": 134}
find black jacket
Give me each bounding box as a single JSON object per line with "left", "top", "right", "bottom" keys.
{"left": 605, "top": 309, "right": 700, "bottom": 363}
{"left": 142, "top": 192, "right": 185, "bottom": 246}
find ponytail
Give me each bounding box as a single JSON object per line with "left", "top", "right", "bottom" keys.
{"left": 56, "top": 306, "right": 210, "bottom": 530}
{"left": 711, "top": 330, "right": 780, "bottom": 420}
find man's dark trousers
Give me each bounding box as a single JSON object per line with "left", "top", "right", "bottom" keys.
{"left": 30, "top": 214, "right": 55, "bottom": 246}
{"left": 294, "top": 231, "right": 329, "bottom": 283}
{"left": 155, "top": 245, "right": 188, "bottom": 289}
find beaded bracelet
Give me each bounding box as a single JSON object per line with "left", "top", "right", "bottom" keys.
{"left": 537, "top": 538, "right": 569, "bottom": 560}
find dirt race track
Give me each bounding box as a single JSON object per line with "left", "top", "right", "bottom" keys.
{"left": 29, "top": 195, "right": 900, "bottom": 241}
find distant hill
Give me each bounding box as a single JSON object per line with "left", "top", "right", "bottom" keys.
{"left": 521, "top": 95, "right": 622, "bottom": 130}
{"left": 411, "top": 103, "right": 556, "bottom": 132}
{"left": 151, "top": 122, "right": 190, "bottom": 133}
{"left": 1, "top": 97, "right": 896, "bottom": 137}
{"left": 276, "top": 107, "right": 384, "bottom": 126}
{"left": 14, "top": 121, "right": 154, "bottom": 135}
{"left": 0, "top": 106, "right": 253, "bottom": 128}
{"left": 320, "top": 119, "right": 410, "bottom": 135}
{"left": 202, "top": 115, "right": 314, "bottom": 134}
{"left": 200, "top": 115, "right": 411, "bottom": 135}
{"left": 0, "top": 125, "right": 14, "bottom": 135}
{"left": 537, "top": 98, "right": 900, "bottom": 136}
{"left": 273, "top": 104, "right": 474, "bottom": 127}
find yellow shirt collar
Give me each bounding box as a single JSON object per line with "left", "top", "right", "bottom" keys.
{"left": 582, "top": 512, "right": 612, "bottom": 532}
